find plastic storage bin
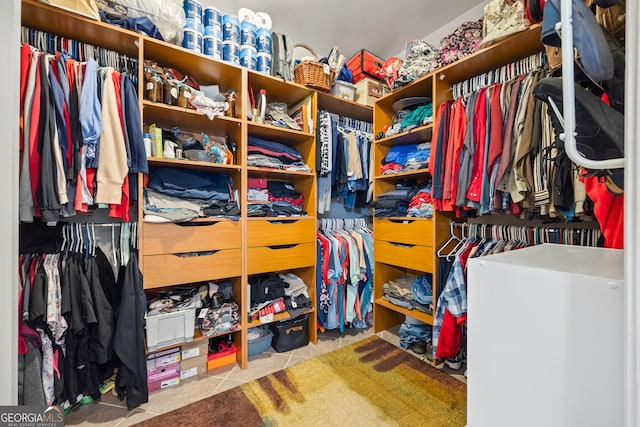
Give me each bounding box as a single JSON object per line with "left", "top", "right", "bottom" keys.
{"left": 247, "top": 326, "right": 273, "bottom": 356}
{"left": 145, "top": 299, "right": 197, "bottom": 351}
{"left": 330, "top": 80, "right": 357, "bottom": 101}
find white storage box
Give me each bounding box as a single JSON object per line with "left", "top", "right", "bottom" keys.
{"left": 145, "top": 299, "right": 197, "bottom": 351}
{"left": 330, "top": 80, "right": 356, "bottom": 101}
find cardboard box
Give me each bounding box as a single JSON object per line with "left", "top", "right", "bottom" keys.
{"left": 330, "top": 80, "right": 357, "bottom": 101}
{"left": 354, "top": 78, "right": 390, "bottom": 107}
{"left": 181, "top": 340, "right": 209, "bottom": 361}
{"left": 148, "top": 361, "right": 181, "bottom": 393}
{"left": 147, "top": 348, "right": 181, "bottom": 373}
{"left": 180, "top": 354, "right": 208, "bottom": 380}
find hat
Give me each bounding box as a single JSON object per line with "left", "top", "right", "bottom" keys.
{"left": 392, "top": 96, "right": 431, "bottom": 113}
{"left": 265, "top": 102, "right": 302, "bottom": 130}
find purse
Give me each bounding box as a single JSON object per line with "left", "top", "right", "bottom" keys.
{"left": 270, "top": 314, "right": 309, "bottom": 352}
{"left": 480, "top": 0, "right": 531, "bottom": 48}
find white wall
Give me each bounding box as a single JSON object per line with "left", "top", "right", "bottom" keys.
{"left": 1, "top": 0, "right": 20, "bottom": 406}
{"left": 393, "top": 1, "right": 490, "bottom": 58}
{"left": 625, "top": 3, "right": 640, "bottom": 426}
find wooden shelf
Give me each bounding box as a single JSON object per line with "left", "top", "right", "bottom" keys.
{"left": 436, "top": 24, "right": 543, "bottom": 84}
{"left": 316, "top": 91, "right": 373, "bottom": 122}
{"left": 145, "top": 326, "right": 243, "bottom": 355}
{"left": 143, "top": 37, "right": 243, "bottom": 88}
{"left": 248, "top": 121, "right": 314, "bottom": 144}
{"left": 142, "top": 101, "right": 243, "bottom": 134}
{"left": 374, "top": 216, "right": 432, "bottom": 222}
{"left": 148, "top": 157, "right": 242, "bottom": 173}
{"left": 21, "top": 0, "right": 140, "bottom": 56}
{"left": 247, "top": 70, "right": 313, "bottom": 106}
{"left": 375, "top": 124, "right": 434, "bottom": 146}
{"left": 375, "top": 298, "right": 434, "bottom": 325}
{"left": 246, "top": 216, "right": 315, "bottom": 221}
{"left": 246, "top": 166, "right": 315, "bottom": 178}
{"left": 375, "top": 73, "right": 434, "bottom": 110}
{"left": 247, "top": 308, "right": 315, "bottom": 329}
{"left": 375, "top": 168, "right": 431, "bottom": 180}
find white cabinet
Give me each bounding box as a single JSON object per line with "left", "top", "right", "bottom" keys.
{"left": 467, "top": 244, "right": 623, "bottom": 427}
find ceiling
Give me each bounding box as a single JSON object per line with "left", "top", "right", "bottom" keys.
{"left": 199, "top": 0, "right": 487, "bottom": 60}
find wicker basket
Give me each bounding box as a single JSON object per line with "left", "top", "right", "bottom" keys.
{"left": 293, "top": 44, "right": 335, "bottom": 92}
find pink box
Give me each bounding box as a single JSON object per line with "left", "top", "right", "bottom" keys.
{"left": 148, "top": 361, "right": 181, "bottom": 393}
{"left": 147, "top": 348, "right": 181, "bottom": 372}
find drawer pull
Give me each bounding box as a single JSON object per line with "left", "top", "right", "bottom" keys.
{"left": 267, "top": 244, "right": 298, "bottom": 250}
{"left": 175, "top": 220, "right": 235, "bottom": 227}
{"left": 389, "top": 242, "right": 415, "bottom": 248}
{"left": 389, "top": 219, "right": 415, "bottom": 225}
{"left": 173, "top": 250, "right": 219, "bottom": 258}
{"left": 267, "top": 219, "right": 299, "bottom": 225}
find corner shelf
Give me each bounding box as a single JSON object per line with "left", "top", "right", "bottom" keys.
{"left": 375, "top": 168, "right": 431, "bottom": 180}
{"left": 142, "top": 101, "right": 243, "bottom": 134}
{"left": 375, "top": 124, "right": 434, "bottom": 146}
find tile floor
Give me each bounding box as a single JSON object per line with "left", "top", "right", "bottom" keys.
{"left": 64, "top": 326, "right": 463, "bottom": 426}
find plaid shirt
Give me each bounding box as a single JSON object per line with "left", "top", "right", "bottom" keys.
{"left": 432, "top": 249, "right": 468, "bottom": 358}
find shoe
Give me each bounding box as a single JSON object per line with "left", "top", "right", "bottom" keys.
{"left": 541, "top": 0, "right": 614, "bottom": 81}
{"left": 445, "top": 348, "right": 466, "bottom": 370}
{"left": 409, "top": 341, "right": 427, "bottom": 355}
{"left": 533, "top": 77, "right": 624, "bottom": 163}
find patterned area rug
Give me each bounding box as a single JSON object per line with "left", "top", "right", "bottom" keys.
{"left": 133, "top": 336, "right": 467, "bottom": 427}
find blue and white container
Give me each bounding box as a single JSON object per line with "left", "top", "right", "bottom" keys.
{"left": 256, "top": 52, "right": 271, "bottom": 74}
{"left": 183, "top": 0, "right": 203, "bottom": 31}
{"left": 222, "top": 41, "right": 240, "bottom": 65}
{"left": 222, "top": 14, "right": 240, "bottom": 45}
{"left": 239, "top": 46, "right": 257, "bottom": 70}
{"left": 204, "top": 23, "right": 223, "bottom": 39}
{"left": 203, "top": 7, "right": 222, "bottom": 27}
{"left": 182, "top": 29, "right": 202, "bottom": 53}
{"left": 256, "top": 27, "right": 272, "bottom": 54}
{"left": 240, "top": 20, "right": 257, "bottom": 49}
{"left": 203, "top": 36, "right": 222, "bottom": 60}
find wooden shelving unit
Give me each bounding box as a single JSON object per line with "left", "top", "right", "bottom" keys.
{"left": 372, "top": 26, "right": 544, "bottom": 334}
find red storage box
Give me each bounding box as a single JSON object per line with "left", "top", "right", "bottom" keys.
{"left": 347, "top": 49, "right": 384, "bottom": 83}
{"left": 207, "top": 342, "right": 237, "bottom": 371}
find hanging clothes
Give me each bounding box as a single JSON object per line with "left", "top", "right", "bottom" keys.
{"left": 316, "top": 111, "right": 373, "bottom": 214}
{"left": 430, "top": 52, "right": 597, "bottom": 225}
{"left": 17, "top": 222, "right": 148, "bottom": 410}
{"left": 432, "top": 221, "right": 603, "bottom": 360}
{"left": 316, "top": 219, "right": 374, "bottom": 333}
{"left": 18, "top": 33, "right": 147, "bottom": 225}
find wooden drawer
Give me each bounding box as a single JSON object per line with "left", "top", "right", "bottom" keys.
{"left": 374, "top": 240, "right": 433, "bottom": 273}
{"left": 247, "top": 243, "right": 315, "bottom": 275}
{"left": 143, "top": 249, "right": 241, "bottom": 289}
{"left": 247, "top": 219, "right": 315, "bottom": 247}
{"left": 143, "top": 220, "right": 241, "bottom": 255}
{"left": 375, "top": 218, "right": 433, "bottom": 247}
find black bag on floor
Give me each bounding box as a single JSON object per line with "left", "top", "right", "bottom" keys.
{"left": 270, "top": 314, "right": 309, "bottom": 352}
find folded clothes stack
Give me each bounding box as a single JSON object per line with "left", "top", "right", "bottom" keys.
{"left": 380, "top": 142, "right": 431, "bottom": 175}
{"left": 248, "top": 136, "right": 311, "bottom": 172}
{"left": 371, "top": 187, "right": 417, "bottom": 217}
{"left": 247, "top": 179, "right": 306, "bottom": 217}
{"left": 144, "top": 167, "right": 239, "bottom": 222}
{"left": 382, "top": 273, "right": 433, "bottom": 314}
{"left": 407, "top": 185, "right": 433, "bottom": 218}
